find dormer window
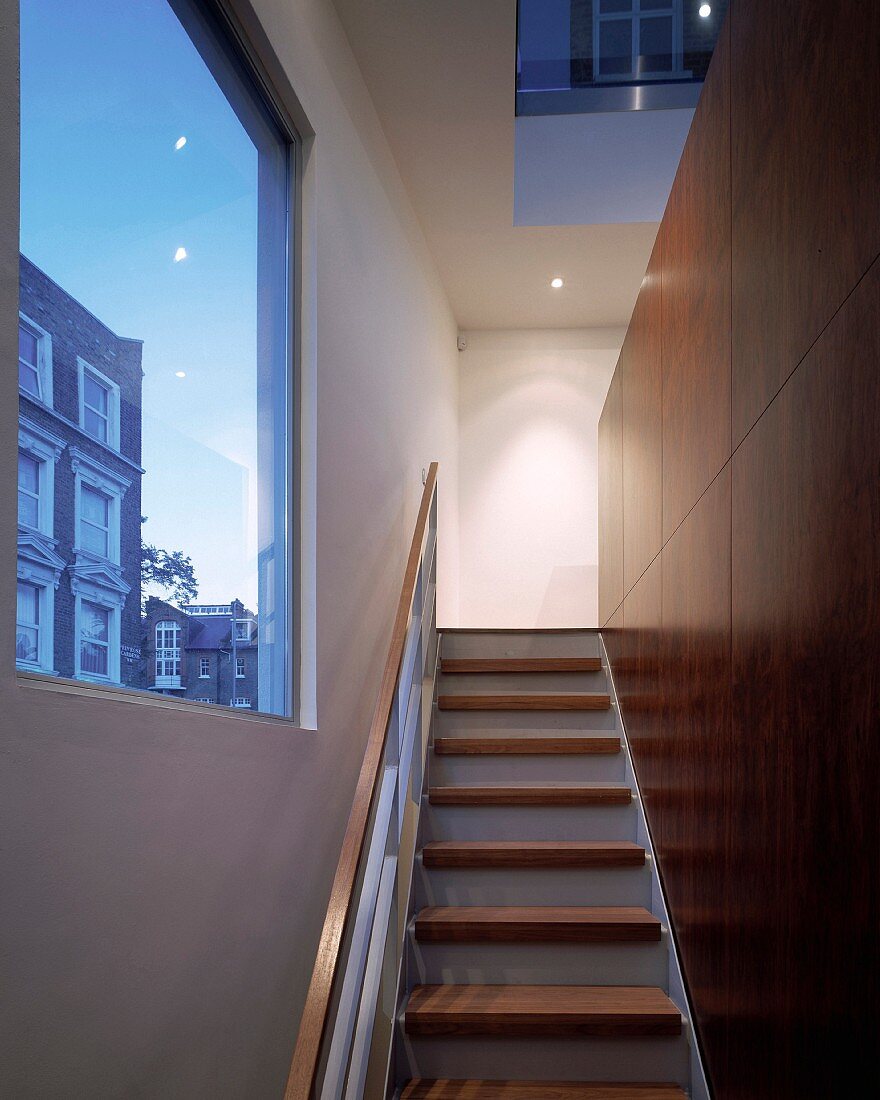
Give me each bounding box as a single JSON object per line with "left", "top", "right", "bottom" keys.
{"left": 234, "top": 619, "right": 252, "bottom": 641}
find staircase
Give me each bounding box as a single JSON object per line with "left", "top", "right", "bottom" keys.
{"left": 395, "top": 629, "right": 705, "bottom": 1100}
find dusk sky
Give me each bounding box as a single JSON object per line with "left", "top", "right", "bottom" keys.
{"left": 20, "top": 0, "right": 262, "bottom": 608}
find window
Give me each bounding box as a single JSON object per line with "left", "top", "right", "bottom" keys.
{"left": 233, "top": 697, "right": 250, "bottom": 708}
{"left": 155, "top": 620, "right": 181, "bottom": 680}
{"left": 79, "top": 600, "right": 110, "bottom": 678}
{"left": 594, "top": 0, "right": 686, "bottom": 82}
{"left": 16, "top": 581, "right": 40, "bottom": 665}
{"left": 199, "top": 656, "right": 210, "bottom": 678}
{"left": 236, "top": 656, "right": 245, "bottom": 678}
{"left": 17, "top": 451, "right": 40, "bottom": 529}
{"left": 18, "top": 316, "right": 52, "bottom": 404}
{"left": 19, "top": 0, "right": 296, "bottom": 715}
{"left": 80, "top": 485, "right": 111, "bottom": 558}
{"left": 194, "top": 697, "right": 211, "bottom": 703}
{"left": 78, "top": 360, "right": 120, "bottom": 449}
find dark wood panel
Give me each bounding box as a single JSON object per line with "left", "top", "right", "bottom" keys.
{"left": 622, "top": 236, "right": 663, "bottom": 591}
{"left": 599, "top": 368, "right": 624, "bottom": 624}
{"left": 433, "top": 736, "right": 620, "bottom": 755}
{"left": 661, "top": 21, "right": 731, "bottom": 541}
{"left": 440, "top": 658, "right": 602, "bottom": 673}
{"left": 730, "top": 0, "right": 880, "bottom": 445}
{"left": 618, "top": 555, "right": 664, "bottom": 842}
{"left": 437, "top": 693, "right": 610, "bottom": 711}
{"left": 427, "top": 785, "right": 632, "bottom": 807}
{"left": 728, "top": 258, "right": 880, "bottom": 1098}
{"left": 660, "top": 467, "right": 732, "bottom": 1094}
{"left": 401, "top": 1083, "right": 688, "bottom": 1100}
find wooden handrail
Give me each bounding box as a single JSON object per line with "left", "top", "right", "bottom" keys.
{"left": 284, "top": 462, "right": 439, "bottom": 1099}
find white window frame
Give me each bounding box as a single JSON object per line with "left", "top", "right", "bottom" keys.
{"left": 155, "top": 620, "right": 182, "bottom": 686}
{"left": 236, "top": 656, "right": 245, "bottom": 678}
{"left": 18, "top": 418, "right": 64, "bottom": 538}
{"left": 74, "top": 591, "right": 121, "bottom": 684}
{"left": 199, "top": 656, "right": 210, "bottom": 678}
{"left": 79, "top": 483, "right": 112, "bottom": 559}
{"left": 233, "top": 697, "right": 250, "bottom": 708}
{"left": 17, "top": 450, "right": 42, "bottom": 532}
{"left": 15, "top": 578, "right": 54, "bottom": 673}
{"left": 18, "top": 313, "right": 53, "bottom": 407}
{"left": 77, "top": 358, "right": 121, "bottom": 451}
{"left": 71, "top": 448, "right": 130, "bottom": 566}
{"left": 593, "top": 0, "right": 688, "bottom": 83}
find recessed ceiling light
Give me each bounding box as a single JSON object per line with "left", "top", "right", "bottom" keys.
{"left": 173, "top": 247, "right": 187, "bottom": 262}
{"left": 550, "top": 277, "right": 564, "bottom": 289}
{"left": 175, "top": 136, "right": 187, "bottom": 150}
{"left": 175, "top": 370, "right": 187, "bottom": 378}
{"left": 699, "top": 3, "right": 711, "bottom": 16}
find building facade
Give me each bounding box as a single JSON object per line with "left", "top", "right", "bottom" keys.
{"left": 142, "top": 598, "right": 259, "bottom": 711}
{"left": 17, "top": 255, "right": 144, "bottom": 688}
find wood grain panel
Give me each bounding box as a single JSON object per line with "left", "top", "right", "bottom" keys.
{"left": 428, "top": 785, "right": 632, "bottom": 807}
{"left": 434, "top": 737, "right": 620, "bottom": 756}
{"left": 730, "top": 0, "right": 880, "bottom": 445}
{"left": 599, "top": 368, "right": 624, "bottom": 623}
{"left": 728, "top": 258, "right": 880, "bottom": 1098}
{"left": 437, "top": 694, "right": 610, "bottom": 712}
{"left": 622, "top": 235, "right": 663, "bottom": 592}
{"left": 414, "top": 906, "right": 660, "bottom": 944}
{"left": 441, "top": 658, "right": 602, "bottom": 674}
{"left": 617, "top": 555, "right": 663, "bottom": 841}
{"left": 661, "top": 21, "right": 731, "bottom": 541}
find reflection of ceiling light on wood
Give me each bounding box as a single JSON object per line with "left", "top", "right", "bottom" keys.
{"left": 175, "top": 136, "right": 187, "bottom": 150}
{"left": 550, "top": 277, "right": 564, "bottom": 289}
{"left": 699, "top": 4, "right": 711, "bottom": 16}
{"left": 173, "top": 247, "right": 187, "bottom": 262}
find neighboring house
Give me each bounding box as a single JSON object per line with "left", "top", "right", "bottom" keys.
{"left": 17, "top": 255, "right": 144, "bottom": 687}
{"left": 569, "top": 0, "right": 729, "bottom": 86}
{"left": 143, "top": 598, "right": 259, "bottom": 711}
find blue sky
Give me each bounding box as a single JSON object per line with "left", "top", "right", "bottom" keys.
{"left": 21, "top": 0, "right": 261, "bottom": 608}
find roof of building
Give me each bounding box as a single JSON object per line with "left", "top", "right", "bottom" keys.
{"left": 185, "top": 616, "right": 257, "bottom": 651}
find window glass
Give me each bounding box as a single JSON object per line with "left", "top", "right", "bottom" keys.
{"left": 18, "top": 451, "right": 40, "bottom": 528}
{"left": 640, "top": 15, "right": 673, "bottom": 73}
{"left": 599, "top": 19, "right": 632, "bottom": 75}
{"left": 80, "top": 601, "right": 110, "bottom": 676}
{"left": 16, "top": 581, "right": 40, "bottom": 662}
{"left": 19, "top": 0, "right": 293, "bottom": 715}
{"left": 81, "top": 485, "right": 111, "bottom": 558}
{"left": 18, "top": 324, "right": 40, "bottom": 397}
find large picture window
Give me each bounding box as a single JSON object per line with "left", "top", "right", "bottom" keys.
{"left": 18, "top": 0, "right": 295, "bottom": 715}
{"left": 594, "top": 0, "right": 687, "bottom": 82}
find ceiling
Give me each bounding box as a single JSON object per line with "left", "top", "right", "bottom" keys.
{"left": 332, "top": 0, "right": 662, "bottom": 330}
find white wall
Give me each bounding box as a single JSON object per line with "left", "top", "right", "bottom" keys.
{"left": 457, "top": 327, "right": 623, "bottom": 628}
{"left": 0, "top": 0, "right": 458, "bottom": 1096}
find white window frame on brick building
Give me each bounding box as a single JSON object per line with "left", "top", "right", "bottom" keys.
{"left": 77, "top": 359, "right": 120, "bottom": 450}
{"left": 18, "top": 313, "right": 53, "bottom": 407}
{"left": 71, "top": 448, "right": 129, "bottom": 566}
{"left": 76, "top": 597, "right": 118, "bottom": 682}
{"left": 233, "top": 697, "right": 250, "bottom": 709}
{"left": 199, "top": 656, "right": 210, "bottom": 678}
{"left": 593, "top": 0, "right": 688, "bottom": 83}
{"left": 155, "top": 620, "right": 182, "bottom": 688}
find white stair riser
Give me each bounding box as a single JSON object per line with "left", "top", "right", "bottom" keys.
{"left": 438, "top": 670, "right": 608, "bottom": 693}
{"left": 397, "top": 1032, "right": 691, "bottom": 1086}
{"left": 430, "top": 753, "right": 626, "bottom": 785}
{"left": 441, "top": 631, "right": 600, "bottom": 660}
{"left": 408, "top": 934, "right": 670, "bottom": 988}
{"left": 413, "top": 862, "right": 653, "bottom": 908}
{"left": 422, "top": 801, "right": 638, "bottom": 842}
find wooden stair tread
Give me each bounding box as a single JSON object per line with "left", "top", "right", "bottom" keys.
{"left": 439, "top": 694, "right": 611, "bottom": 712}
{"left": 428, "top": 785, "right": 632, "bottom": 806}
{"left": 414, "top": 906, "right": 661, "bottom": 943}
{"left": 405, "top": 985, "right": 682, "bottom": 1037}
{"left": 421, "top": 841, "right": 646, "bottom": 868}
{"left": 441, "top": 658, "right": 602, "bottom": 673}
{"left": 434, "top": 737, "right": 620, "bottom": 756}
{"left": 401, "top": 1082, "right": 687, "bottom": 1099}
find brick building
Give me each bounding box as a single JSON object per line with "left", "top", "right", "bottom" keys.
{"left": 570, "top": 0, "right": 729, "bottom": 86}
{"left": 17, "top": 255, "right": 143, "bottom": 687}
{"left": 142, "top": 598, "right": 260, "bottom": 711}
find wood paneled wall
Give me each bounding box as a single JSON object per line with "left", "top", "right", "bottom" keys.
{"left": 598, "top": 2, "right": 880, "bottom": 1095}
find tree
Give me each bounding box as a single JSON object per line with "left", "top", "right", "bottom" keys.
{"left": 141, "top": 517, "right": 198, "bottom": 608}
